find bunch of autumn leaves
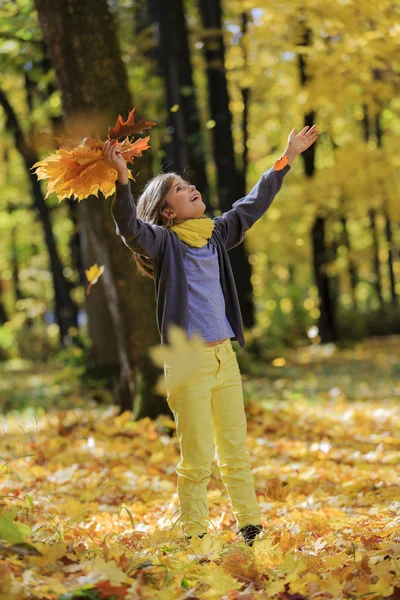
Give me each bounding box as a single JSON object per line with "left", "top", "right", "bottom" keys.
{"left": 32, "top": 109, "right": 204, "bottom": 393}
{"left": 32, "top": 108, "right": 156, "bottom": 295}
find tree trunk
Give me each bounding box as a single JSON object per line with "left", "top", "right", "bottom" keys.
{"left": 384, "top": 209, "right": 398, "bottom": 306}
{"left": 197, "top": 0, "right": 254, "bottom": 327}
{"left": 0, "top": 281, "right": 9, "bottom": 326}
{"left": 238, "top": 11, "right": 250, "bottom": 197}
{"left": 39, "top": 40, "right": 119, "bottom": 370}
{"left": 148, "top": 0, "right": 211, "bottom": 209}
{"left": 0, "top": 86, "right": 78, "bottom": 344}
{"left": 34, "top": 0, "right": 167, "bottom": 417}
{"left": 311, "top": 217, "right": 336, "bottom": 342}
{"left": 341, "top": 215, "right": 358, "bottom": 310}
{"left": 298, "top": 27, "right": 336, "bottom": 342}
{"left": 376, "top": 110, "right": 397, "bottom": 306}
{"left": 362, "top": 107, "right": 384, "bottom": 312}
{"left": 369, "top": 208, "right": 384, "bottom": 311}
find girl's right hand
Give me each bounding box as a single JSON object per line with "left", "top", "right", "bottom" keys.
{"left": 103, "top": 139, "right": 128, "bottom": 174}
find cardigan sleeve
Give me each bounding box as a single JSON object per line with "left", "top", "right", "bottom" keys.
{"left": 111, "top": 180, "right": 166, "bottom": 258}
{"left": 212, "top": 164, "right": 291, "bottom": 250}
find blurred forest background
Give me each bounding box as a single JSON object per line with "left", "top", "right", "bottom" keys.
{"left": 0, "top": 0, "right": 399, "bottom": 417}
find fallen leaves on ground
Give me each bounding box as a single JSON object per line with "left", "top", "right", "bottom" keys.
{"left": 1, "top": 339, "right": 400, "bottom": 599}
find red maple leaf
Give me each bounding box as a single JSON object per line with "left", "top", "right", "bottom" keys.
{"left": 108, "top": 107, "right": 157, "bottom": 139}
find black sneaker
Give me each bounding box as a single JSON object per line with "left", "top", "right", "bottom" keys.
{"left": 239, "top": 524, "right": 263, "bottom": 546}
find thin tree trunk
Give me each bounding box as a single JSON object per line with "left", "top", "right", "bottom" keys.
{"left": 0, "top": 86, "right": 78, "bottom": 344}
{"left": 341, "top": 215, "right": 358, "bottom": 310}
{"left": 34, "top": 0, "right": 166, "bottom": 417}
{"left": 362, "top": 106, "right": 384, "bottom": 311}
{"left": 148, "top": 0, "right": 210, "bottom": 208}
{"left": 298, "top": 27, "right": 336, "bottom": 342}
{"left": 330, "top": 222, "right": 340, "bottom": 306}
{"left": 369, "top": 208, "right": 384, "bottom": 311}
{"left": 376, "top": 110, "right": 397, "bottom": 306}
{"left": 384, "top": 209, "right": 397, "bottom": 306}
{"left": 238, "top": 11, "right": 250, "bottom": 197}
{"left": 197, "top": 0, "right": 254, "bottom": 327}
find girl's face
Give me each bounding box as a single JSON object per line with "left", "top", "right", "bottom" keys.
{"left": 161, "top": 177, "right": 206, "bottom": 223}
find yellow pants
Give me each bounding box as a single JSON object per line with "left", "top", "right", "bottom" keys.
{"left": 164, "top": 338, "right": 262, "bottom": 536}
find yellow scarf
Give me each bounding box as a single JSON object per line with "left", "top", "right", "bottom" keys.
{"left": 170, "top": 217, "right": 215, "bottom": 248}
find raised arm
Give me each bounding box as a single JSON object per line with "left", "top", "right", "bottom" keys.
{"left": 111, "top": 181, "right": 166, "bottom": 258}
{"left": 213, "top": 124, "right": 319, "bottom": 250}
{"left": 213, "top": 164, "right": 291, "bottom": 250}
{"left": 104, "top": 139, "right": 165, "bottom": 258}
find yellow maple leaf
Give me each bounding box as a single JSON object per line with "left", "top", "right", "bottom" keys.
{"left": 85, "top": 263, "right": 105, "bottom": 295}
{"left": 148, "top": 325, "right": 205, "bottom": 396}
{"left": 32, "top": 143, "right": 134, "bottom": 202}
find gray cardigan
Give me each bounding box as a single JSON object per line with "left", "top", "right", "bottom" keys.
{"left": 111, "top": 163, "right": 291, "bottom": 347}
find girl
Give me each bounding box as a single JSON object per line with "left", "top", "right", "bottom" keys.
{"left": 103, "top": 124, "right": 319, "bottom": 546}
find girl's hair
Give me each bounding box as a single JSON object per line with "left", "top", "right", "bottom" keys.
{"left": 133, "top": 171, "right": 183, "bottom": 278}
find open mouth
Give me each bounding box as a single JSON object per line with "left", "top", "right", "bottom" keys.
{"left": 190, "top": 194, "right": 200, "bottom": 202}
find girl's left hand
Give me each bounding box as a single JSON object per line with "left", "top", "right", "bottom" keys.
{"left": 288, "top": 124, "right": 319, "bottom": 154}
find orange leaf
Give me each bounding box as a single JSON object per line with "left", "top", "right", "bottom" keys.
{"left": 31, "top": 107, "right": 154, "bottom": 201}
{"left": 118, "top": 136, "right": 151, "bottom": 162}
{"left": 108, "top": 107, "right": 157, "bottom": 139}
{"left": 31, "top": 144, "right": 134, "bottom": 201}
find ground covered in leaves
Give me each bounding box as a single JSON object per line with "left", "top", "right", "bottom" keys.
{"left": 0, "top": 337, "right": 399, "bottom": 599}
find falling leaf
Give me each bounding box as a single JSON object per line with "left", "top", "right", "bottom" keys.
{"left": 272, "top": 357, "right": 286, "bottom": 367}
{"left": 108, "top": 107, "right": 157, "bottom": 139}
{"left": 148, "top": 324, "right": 205, "bottom": 395}
{"left": 266, "top": 476, "right": 290, "bottom": 502}
{"left": 170, "top": 104, "right": 180, "bottom": 112}
{"left": 85, "top": 263, "right": 105, "bottom": 295}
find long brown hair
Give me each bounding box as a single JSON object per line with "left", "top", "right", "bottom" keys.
{"left": 132, "top": 171, "right": 182, "bottom": 278}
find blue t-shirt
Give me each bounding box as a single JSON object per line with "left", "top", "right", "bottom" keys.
{"left": 183, "top": 241, "right": 235, "bottom": 342}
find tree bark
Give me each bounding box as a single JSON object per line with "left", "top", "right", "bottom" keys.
{"left": 237, "top": 11, "right": 250, "bottom": 197}
{"left": 34, "top": 0, "right": 167, "bottom": 417}
{"left": 384, "top": 210, "right": 398, "bottom": 306}
{"left": 197, "top": 0, "right": 254, "bottom": 327}
{"left": 311, "top": 217, "right": 336, "bottom": 342}
{"left": 341, "top": 215, "right": 358, "bottom": 310}
{"left": 148, "top": 0, "right": 211, "bottom": 209}
{"left": 39, "top": 40, "right": 119, "bottom": 370}
{"left": 369, "top": 208, "right": 384, "bottom": 311}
